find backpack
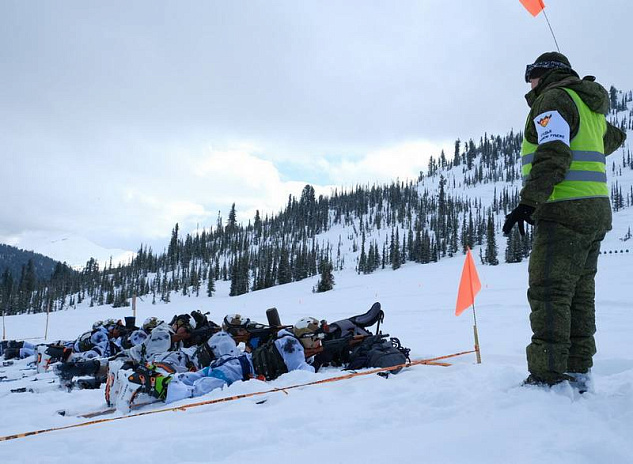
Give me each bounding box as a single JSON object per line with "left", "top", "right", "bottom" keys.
{"left": 347, "top": 335, "right": 409, "bottom": 374}
{"left": 192, "top": 342, "right": 215, "bottom": 369}
{"left": 76, "top": 331, "right": 96, "bottom": 352}
{"left": 251, "top": 337, "right": 288, "bottom": 381}
{"left": 314, "top": 302, "right": 386, "bottom": 368}
{"left": 325, "top": 302, "right": 384, "bottom": 339}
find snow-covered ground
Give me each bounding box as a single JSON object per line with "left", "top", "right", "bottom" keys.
{"left": 1, "top": 241, "right": 632, "bottom": 463}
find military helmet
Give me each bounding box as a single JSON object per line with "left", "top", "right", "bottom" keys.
{"left": 293, "top": 317, "right": 323, "bottom": 350}
{"left": 292, "top": 317, "right": 320, "bottom": 338}
{"left": 91, "top": 320, "right": 104, "bottom": 331}
{"left": 222, "top": 314, "right": 250, "bottom": 332}
{"left": 103, "top": 318, "right": 121, "bottom": 330}
{"left": 170, "top": 314, "right": 193, "bottom": 333}
{"left": 142, "top": 316, "right": 162, "bottom": 332}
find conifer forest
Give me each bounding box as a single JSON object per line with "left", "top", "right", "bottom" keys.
{"left": 2, "top": 89, "right": 631, "bottom": 316}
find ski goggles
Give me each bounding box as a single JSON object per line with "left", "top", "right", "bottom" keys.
{"left": 524, "top": 60, "right": 571, "bottom": 83}
{"left": 223, "top": 314, "right": 250, "bottom": 330}
{"left": 297, "top": 331, "right": 326, "bottom": 340}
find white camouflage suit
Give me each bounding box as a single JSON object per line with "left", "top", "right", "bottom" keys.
{"left": 164, "top": 329, "right": 314, "bottom": 403}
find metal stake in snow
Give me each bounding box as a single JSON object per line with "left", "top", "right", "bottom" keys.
{"left": 455, "top": 247, "right": 482, "bottom": 364}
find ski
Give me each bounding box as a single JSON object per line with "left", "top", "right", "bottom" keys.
{"left": 68, "top": 394, "right": 270, "bottom": 419}
{"left": 10, "top": 380, "right": 58, "bottom": 394}
{"left": 0, "top": 375, "right": 28, "bottom": 383}
{"left": 58, "top": 398, "right": 160, "bottom": 419}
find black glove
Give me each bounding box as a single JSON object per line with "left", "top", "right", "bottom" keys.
{"left": 502, "top": 204, "right": 535, "bottom": 236}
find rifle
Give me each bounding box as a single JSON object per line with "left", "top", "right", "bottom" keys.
{"left": 303, "top": 333, "right": 376, "bottom": 361}
{"left": 171, "top": 311, "right": 222, "bottom": 347}
{"left": 229, "top": 323, "right": 294, "bottom": 349}
{"left": 186, "top": 323, "right": 222, "bottom": 346}
{"left": 226, "top": 308, "right": 293, "bottom": 350}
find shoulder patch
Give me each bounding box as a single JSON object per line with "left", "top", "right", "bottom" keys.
{"left": 533, "top": 110, "right": 570, "bottom": 146}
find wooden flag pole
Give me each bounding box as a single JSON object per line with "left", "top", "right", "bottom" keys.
{"left": 2, "top": 309, "right": 6, "bottom": 341}
{"left": 44, "top": 300, "right": 51, "bottom": 341}
{"left": 472, "top": 304, "right": 482, "bottom": 364}
{"left": 132, "top": 294, "right": 137, "bottom": 320}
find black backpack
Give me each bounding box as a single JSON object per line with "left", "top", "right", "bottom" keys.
{"left": 347, "top": 335, "right": 409, "bottom": 374}
{"left": 314, "top": 302, "right": 386, "bottom": 368}
{"left": 251, "top": 337, "right": 288, "bottom": 381}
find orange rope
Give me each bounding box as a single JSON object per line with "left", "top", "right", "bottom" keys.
{"left": 0, "top": 349, "right": 476, "bottom": 442}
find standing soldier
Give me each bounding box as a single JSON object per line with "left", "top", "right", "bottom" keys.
{"left": 503, "top": 52, "right": 626, "bottom": 391}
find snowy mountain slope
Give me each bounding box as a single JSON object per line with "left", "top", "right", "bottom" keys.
{"left": 1, "top": 231, "right": 136, "bottom": 270}
{"left": 1, "top": 247, "right": 632, "bottom": 463}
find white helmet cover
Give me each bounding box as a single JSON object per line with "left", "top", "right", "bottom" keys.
{"left": 207, "top": 331, "right": 240, "bottom": 358}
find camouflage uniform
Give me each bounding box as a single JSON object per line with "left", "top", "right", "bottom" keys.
{"left": 519, "top": 55, "right": 626, "bottom": 383}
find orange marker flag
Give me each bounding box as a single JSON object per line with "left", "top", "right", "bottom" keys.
{"left": 455, "top": 248, "right": 482, "bottom": 316}
{"left": 520, "top": 0, "right": 545, "bottom": 17}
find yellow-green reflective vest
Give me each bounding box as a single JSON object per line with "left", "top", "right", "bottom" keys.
{"left": 521, "top": 88, "right": 608, "bottom": 203}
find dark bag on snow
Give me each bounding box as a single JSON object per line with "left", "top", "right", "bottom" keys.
{"left": 316, "top": 302, "right": 385, "bottom": 367}
{"left": 347, "top": 335, "right": 408, "bottom": 374}
{"left": 251, "top": 337, "right": 288, "bottom": 381}
{"left": 325, "top": 302, "right": 384, "bottom": 339}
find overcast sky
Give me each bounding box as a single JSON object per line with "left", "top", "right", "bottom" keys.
{"left": 1, "top": 0, "right": 631, "bottom": 254}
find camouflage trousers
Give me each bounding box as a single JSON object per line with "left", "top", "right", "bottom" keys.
{"left": 526, "top": 220, "right": 607, "bottom": 381}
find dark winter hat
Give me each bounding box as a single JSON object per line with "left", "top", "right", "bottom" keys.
{"left": 524, "top": 52, "right": 573, "bottom": 82}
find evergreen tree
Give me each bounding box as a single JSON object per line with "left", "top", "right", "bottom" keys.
{"left": 453, "top": 139, "right": 461, "bottom": 166}
{"left": 609, "top": 85, "right": 618, "bottom": 111}
{"left": 372, "top": 241, "right": 381, "bottom": 271}
{"left": 167, "top": 223, "right": 179, "bottom": 269}
{"left": 392, "top": 229, "right": 401, "bottom": 270}
{"left": 505, "top": 229, "right": 523, "bottom": 263}
{"left": 367, "top": 241, "right": 375, "bottom": 273}
{"left": 485, "top": 213, "right": 499, "bottom": 265}
{"left": 358, "top": 232, "right": 367, "bottom": 274}
{"left": 278, "top": 247, "right": 292, "bottom": 284}
{"left": 316, "top": 259, "right": 335, "bottom": 293}
{"left": 1, "top": 268, "right": 14, "bottom": 315}
{"left": 227, "top": 203, "right": 237, "bottom": 234}
{"left": 207, "top": 267, "right": 216, "bottom": 297}
{"left": 23, "top": 259, "right": 37, "bottom": 294}
{"left": 253, "top": 210, "right": 262, "bottom": 244}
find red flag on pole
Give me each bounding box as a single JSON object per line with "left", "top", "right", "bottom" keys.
{"left": 519, "top": 0, "right": 545, "bottom": 17}
{"left": 455, "top": 248, "right": 482, "bottom": 316}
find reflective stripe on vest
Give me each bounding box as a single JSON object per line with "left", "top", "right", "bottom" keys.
{"left": 521, "top": 88, "right": 608, "bottom": 202}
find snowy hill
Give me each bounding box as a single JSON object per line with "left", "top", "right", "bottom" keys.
{"left": 1, "top": 249, "right": 632, "bottom": 463}
{"left": 2, "top": 231, "right": 135, "bottom": 270}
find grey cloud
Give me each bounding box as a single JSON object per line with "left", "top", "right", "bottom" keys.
{"left": 1, "top": 0, "right": 631, "bottom": 252}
